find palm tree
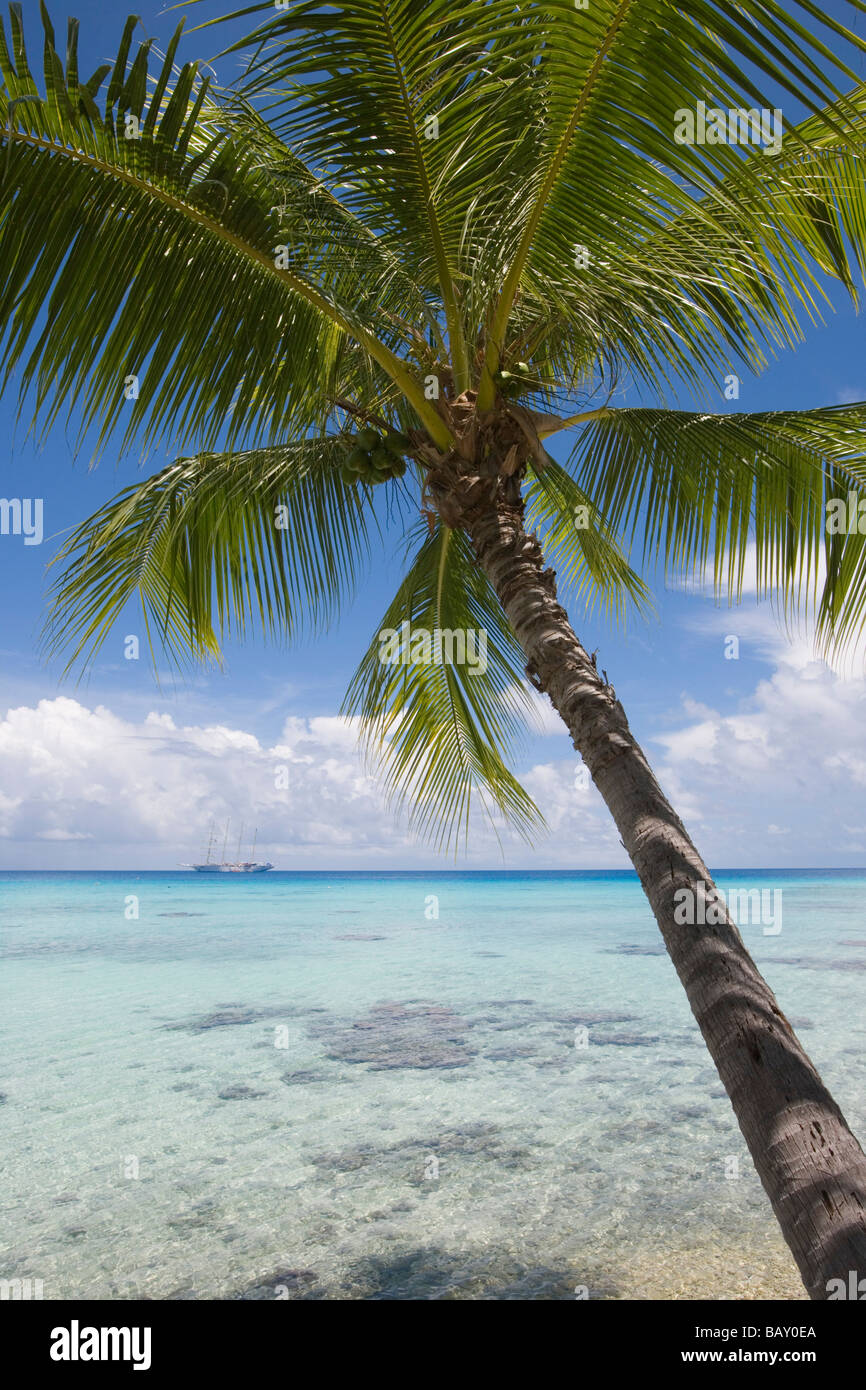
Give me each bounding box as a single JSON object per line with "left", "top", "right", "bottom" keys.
{"left": 3, "top": 0, "right": 866, "bottom": 1299}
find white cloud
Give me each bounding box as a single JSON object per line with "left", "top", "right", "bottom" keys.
{"left": 36, "top": 828, "right": 93, "bottom": 841}
{"left": 681, "top": 590, "right": 866, "bottom": 682}
{"left": 521, "top": 761, "right": 628, "bottom": 859}
{"left": 0, "top": 696, "right": 625, "bottom": 868}
{"left": 651, "top": 655, "right": 866, "bottom": 863}
{"left": 670, "top": 532, "right": 866, "bottom": 677}
{"left": 668, "top": 540, "right": 761, "bottom": 598}
{"left": 5, "top": 633, "right": 866, "bottom": 871}
{"left": 502, "top": 682, "right": 564, "bottom": 736}
{"left": 0, "top": 698, "right": 405, "bottom": 867}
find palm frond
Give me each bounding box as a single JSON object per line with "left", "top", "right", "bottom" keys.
{"left": 493, "top": 68, "right": 866, "bottom": 418}
{"left": 475, "top": 0, "right": 866, "bottom": 404}
{"left": 213, "top": 0, "right": 541, "bottom": 348}
{"left": 342, "top": 522, "right": 544, "bottom": 850}
{"left": 523, "top": 455, "right": 653, "bottom": 623}
{"left": 567, "top": 403, "right": 866, "bottom": 645}
{"left": 43, "top": 436, "right": 376, "bottom": 674}
{"left": 0, "top": 5, "right": 451, "bottom": 455}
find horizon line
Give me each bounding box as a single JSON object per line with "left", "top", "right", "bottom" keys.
{"left": 1, "top": 866, "right": 865, "bottom": 875}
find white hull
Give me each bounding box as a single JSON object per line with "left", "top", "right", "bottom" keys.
{"left": 183, "top": 862, "right": 274, "bottom": 874}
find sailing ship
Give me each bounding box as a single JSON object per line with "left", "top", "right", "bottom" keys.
{"left": 184, "top": 821, "right": 273, "bottom": 873}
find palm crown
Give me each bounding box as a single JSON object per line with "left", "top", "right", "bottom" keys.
{"left": 3, "top": 0, "right": 866, "bottom": 848}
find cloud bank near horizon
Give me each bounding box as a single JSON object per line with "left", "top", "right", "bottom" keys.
{"left": 1, "top": 616, "right": 865, "bottom": 868}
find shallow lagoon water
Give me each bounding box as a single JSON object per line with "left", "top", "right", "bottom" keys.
{"left": 2, "top": 869, "right": 865, "bottom": 1300}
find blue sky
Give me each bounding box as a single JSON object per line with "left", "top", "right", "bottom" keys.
{"left": 1, "top": 0, "right": 866, "bottom": 869}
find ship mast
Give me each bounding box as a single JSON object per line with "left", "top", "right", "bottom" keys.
{"left": 236, "top": 822, "right": 244, "bottom": 864}
{"left": 205, "top": 819, "right": 216, "bottom": 865}
{"left": 250, "top": 827, "right": 257, "bottom": 861}
{"left": 222, "top": 819, "right": 230, "bottom": 864}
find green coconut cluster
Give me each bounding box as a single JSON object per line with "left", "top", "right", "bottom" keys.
{"left": 341, "top": 427, "right": 411, "bottom": 485}
{"left": 495, "top": 360, "right": 537, "bottom": 397}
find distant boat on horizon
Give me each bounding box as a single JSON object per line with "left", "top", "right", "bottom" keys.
{"left": 183, "top": 820, "right": 273, "bottom": 874}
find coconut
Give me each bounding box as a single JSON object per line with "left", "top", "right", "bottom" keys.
{"left": 384, "top": 430, "right": 411, "bottom": 456}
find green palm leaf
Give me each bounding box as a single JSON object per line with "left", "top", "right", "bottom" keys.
{"left": 342, "top": 522, "right": 544, "bottom": 849}
{"left": 567, "top": 403, "right": 866, "bottom": 637}
{"left": 43, "top": 436, "right": 376, "bottom": 674}
{"left": 475, "top": 0, "right": 866, "bottom": 405}
{"left": 0, "top": 5, "right": 452, "bottom": 455}
{"left": 212, "top": 0, "right": 541, "bottom": 379}
{"left": 523, "top": 455, "right": 652, "bottom": 623}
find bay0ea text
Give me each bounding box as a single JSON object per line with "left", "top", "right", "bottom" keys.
{"left": 695, "top": 1327, "right": 816, "bottom": 1340}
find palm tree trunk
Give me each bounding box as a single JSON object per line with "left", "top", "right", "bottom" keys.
{"left": 467, "top": 486, "right": 866, "bottom": 1300}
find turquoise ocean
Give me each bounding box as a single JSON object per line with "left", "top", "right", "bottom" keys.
{"left": 2, "top": 869, "right": 865, "bottom": 1301}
